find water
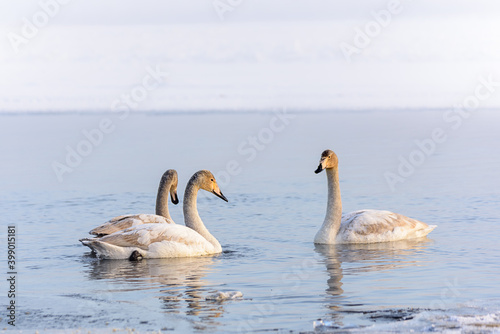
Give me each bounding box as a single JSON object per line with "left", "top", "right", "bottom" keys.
{"left": 1, "top": 110, "right": 500, "bottom": 333}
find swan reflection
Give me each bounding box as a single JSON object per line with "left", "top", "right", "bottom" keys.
{"left": 314, "top": 238, "right": 432, "bottom": 327}
{"left": 85, "top": 255, "right": 226, "bottom": 328}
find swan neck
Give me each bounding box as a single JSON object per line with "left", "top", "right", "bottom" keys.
{"left": 315, "top": 167, "right": 343, "bottom": 243}
{"left": 183, "top": 180, "right": 221, "bottom": 252}
{"left": 155, "top": 178, "right": 172, "bottom": 221}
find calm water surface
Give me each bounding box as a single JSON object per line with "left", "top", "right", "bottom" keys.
{"left": 1, "top": 110, "right": 499, "bottom": 333}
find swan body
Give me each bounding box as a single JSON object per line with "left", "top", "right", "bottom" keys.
{"left": 314, "top": 150, "right": 436, "bottom": 244}
{"left": 315, "top": 209, "right": 436, "bottom": 244}
{"left": 89, "top": 169, "right": 179, "bottom": 236}
{"left": 81, "top": 223, "right": 220, "bottom": 259}
{"left": 81, "top": 170, "right": 228, "bottom": 259}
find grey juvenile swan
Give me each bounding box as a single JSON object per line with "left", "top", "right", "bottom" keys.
{"left": 314, "top": 150, "right": 436, "bottom": 244}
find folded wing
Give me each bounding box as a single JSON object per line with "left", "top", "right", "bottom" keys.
{"left": 339, "top": 210, "right": 436, "bottom": 243}
{"left": 89, "top": 214, "right": 174, "bottom": 236}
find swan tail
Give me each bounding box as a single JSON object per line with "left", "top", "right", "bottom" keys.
{"left": 79, "top": 238, "right": 135, "bottom": 259}
{"left": 80, "top": 237, "right": 104, "bottom": 253}
{"left": 424, "top": 224, "right": 437, "bottom": 234}
{"left": 414, "top": 224, "right": 437, "bottom": 238}
{"left": 80, "top": 237, "right": 96, "bottom": 246}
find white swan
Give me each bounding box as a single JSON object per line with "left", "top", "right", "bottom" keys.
{"left": 80, "top": 170, "right": 228, "bottom": 259}
{"left": 88, "top": 169, "right": 179, "bottom": 236}
{"left": 314, "top": 150, "right": 436, "bottom": 244}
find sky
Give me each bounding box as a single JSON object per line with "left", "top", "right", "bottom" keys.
{"left": 2, "top": 0, "right": 500, "bottom": 24}
{"left": 1, "top": 1, "right": 500, "bottom": 112}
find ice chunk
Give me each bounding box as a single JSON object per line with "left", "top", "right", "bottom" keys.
{"left": 205, "top": 291, "right": 243, "bottom": 301}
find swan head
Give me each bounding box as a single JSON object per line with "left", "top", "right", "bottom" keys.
{"left": 160, "top": 169, "right": 179, "bottom": 204}
{"left": 315, "top": 149, "right": 338, "bottom": 173}
{"left": 192, "top": 170, "right": 228, "bottom": 202}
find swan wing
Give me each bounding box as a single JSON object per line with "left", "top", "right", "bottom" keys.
{"left": 89, "top": 214, "right": 174, "bottom": 236}
{"left": 97, "top": 224, "right": 208, "bottom": 249}
{"left": 81, "top": 223, "right": 216, "bottom": 259}
{"left": 338, "top": 210, "right": 436, "bottom": 243}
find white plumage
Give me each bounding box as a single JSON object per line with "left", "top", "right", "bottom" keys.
{"left": 81, "top": 223, "right": 219, "bottom": 259}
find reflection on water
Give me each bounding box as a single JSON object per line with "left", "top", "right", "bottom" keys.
{"left": 314, "top": 238, "right": 432, "bottom": 327}
{"left": 84, "top": 255, "right": 229, "bottom": 329}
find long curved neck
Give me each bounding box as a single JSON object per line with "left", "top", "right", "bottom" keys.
{"left": 155, "top": 179, "right": 172, "bottom": 221}
{"left": 315, "top": 167, "right": 343, "bottom": 243}
{"left": 183, "top": 181, "right": 221, "bottom": 252}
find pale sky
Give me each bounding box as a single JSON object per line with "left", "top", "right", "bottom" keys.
{"left": 1, "top": 1, "right": 500, "bottom": 112}
{"left": 1, "top": 0, "right": 500, "bottom": 25}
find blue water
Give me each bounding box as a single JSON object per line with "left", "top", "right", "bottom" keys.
{"left": 1, "top": 110, "right": 500, "bottom": 333}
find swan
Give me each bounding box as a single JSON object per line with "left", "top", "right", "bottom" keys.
{"left": 314, "top": 149, "right": 436, "bottom": 244}
{"left": 88, "top": 169, "right": 179, "bottom": 236}
{"left": 80, "top": 170, "right": 228, "bottom": 259}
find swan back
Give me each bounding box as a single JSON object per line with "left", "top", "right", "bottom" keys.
{"left": 338, "top": 210, "right": 437, "bottom": 244}
{"left": 89, "top": 214, "right": 173, "bottom": 236}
